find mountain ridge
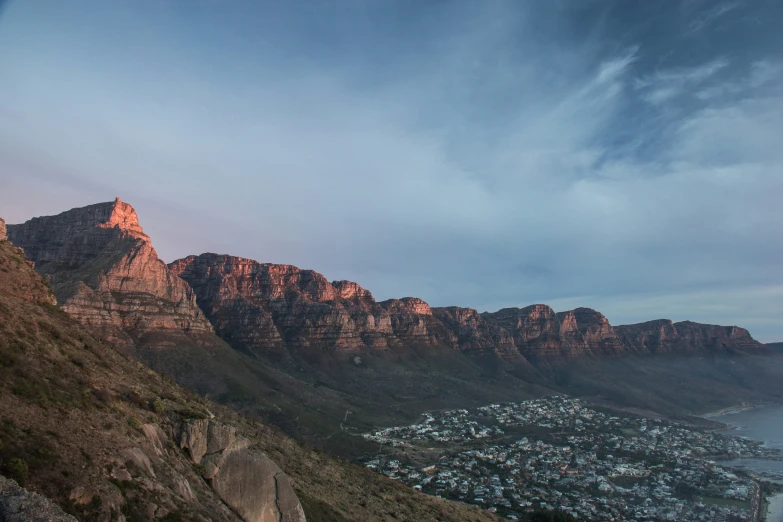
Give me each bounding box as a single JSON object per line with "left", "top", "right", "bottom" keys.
{"left": 7, "top": 200, "right": 766, "bottom": 360}
{"left": 169, "top": 252, "right": 768, "bottom": 360}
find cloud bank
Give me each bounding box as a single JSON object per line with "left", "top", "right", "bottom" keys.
{"left": 0, "top": 0, "right": 781, "bottom": 340}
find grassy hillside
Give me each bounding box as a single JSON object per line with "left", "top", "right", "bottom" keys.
{"left": 0, "top": 239, "right": 497, "bottom": 521}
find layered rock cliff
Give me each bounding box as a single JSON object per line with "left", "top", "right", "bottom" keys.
{"left": 615, "top": 320, "right": 766, "bottom": 354}
{"left": 7, "top": 200, "right": 771, "bottom": 365}
{"left": 169, "top": 251, "right": 769, "bottom": 361}
{"left": 169, "top": 254, "right": 467, "bottom": 358}
{"left": 6, "top": 199, "right": 215, "bottom": 349}
{"left": 430, "top": 306, "right": 519, "bottom": 358}
{"left": 476, "top": 305, "right": 624, "bottom": 358}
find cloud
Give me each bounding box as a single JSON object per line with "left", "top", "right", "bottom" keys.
{"left": 635, "top": 58, "right": 729, "bottom": 104}
{"left": 687, "top": 1, "right": 739, "bottom": 34}
{"left": 0, "top": 1, "right": 782, "bottom": 340}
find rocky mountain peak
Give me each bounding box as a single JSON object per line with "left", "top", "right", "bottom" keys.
{"left": 9, "top": 198, "right": 149, "bottom": 244}
{"left": 6, "top": 200, "right": 214, "bottom": 349}
{"left": 95, "top": 197, "right": 146, "bottom": 238}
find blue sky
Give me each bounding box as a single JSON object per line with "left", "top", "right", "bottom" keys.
{"left": 1, "top": 0, "right": 782, "bottom": 340}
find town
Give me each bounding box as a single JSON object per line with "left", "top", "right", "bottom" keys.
{"left": 362, "top": 396, "right": 781, "bottom": 521}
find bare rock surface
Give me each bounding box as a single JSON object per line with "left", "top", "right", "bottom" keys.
{"left": 179, "top": 419, "right": 306, "bottom": 522}
{"left": 0, "top": 475, "right": 78, "bottom": 522}
{"left": 0, "top": 218, "right": 6, "bottom": 241}
{"left": 172, "top": 251, "right": 768, "bottom": 361}
{"left": 170, "top": 253, "right": 453, "bottom": 357}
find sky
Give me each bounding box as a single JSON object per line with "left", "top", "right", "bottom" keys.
{"left": 0, "top": 1, "right": 782, "bottom": 341}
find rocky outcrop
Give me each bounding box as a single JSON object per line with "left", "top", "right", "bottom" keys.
{"left": 6, "top": 198, "right": 215, "bottom": 348}
{"left": 0, "top": 218, "right": 6, "bottom": 241}
{"left": 616, "top": 320, "right": 766, "bottom": 354}
{"left": 0, "top": 476, "right": 77, "bottom": 522}
{"left": 478, "top": 306, "right": 624, "bottom": 358}
{"left": 431, "top": 306, "right": 520, "bottom": 358}
{"left": 557, "top": 308, "right": 625, "bottom": 356}
{"left": 483, "top": 305, "right": 570, "bottom": 357}
{"left": 179, "top": 419, "right": 306, "bottom": 522}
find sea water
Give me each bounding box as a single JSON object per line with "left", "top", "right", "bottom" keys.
{"left": 714, "top": 405, "right": 783, "bottom": 522}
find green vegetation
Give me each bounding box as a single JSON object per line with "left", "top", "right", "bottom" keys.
{"left": 3, "top": 457, "right": 29, "bottom": 485}
{"left": 149, "top": 397, "right": 165, "bottom": 414}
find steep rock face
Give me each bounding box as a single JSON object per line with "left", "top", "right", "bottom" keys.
{"left": 6, "top": 199, "right": 214, "bottom": 348}
{"left": 431, "top": 306, "right": 520, "bottom": 358}
{"left": 614, "top": 319, "right": 682, "bottom": 353}
{"left": 673, "top": 321, "right": 763, "bottom": 352}
{"left": 179, "top": 420, "right": 306, "bottom": 522}
{"left": 483, "top": 305, "right": 571, "bottom": 357}
{"left": 558, "top": 308, "right": 625, "bottom": 356}
{"left": 479, "top": 306, "right": 624, "bottom": 358}
{"left": 170, "top": 253, "right": 450, "bottom": 357}
{"left": 614, "top": 320, "right": 765, "bottom": 354}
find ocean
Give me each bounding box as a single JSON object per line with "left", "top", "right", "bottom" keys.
{"left": 714, "top": 405, "right": 783, "bottom": 522}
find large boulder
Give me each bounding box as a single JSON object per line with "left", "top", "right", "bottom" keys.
{"left": 179, "top": 420, "right": 305, "bottom": 522}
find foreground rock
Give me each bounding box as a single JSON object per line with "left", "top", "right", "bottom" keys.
{"left": 179, "top": 419, "right": 305, "bottom": 522}
{"left": 0, "top": 476, "right": 77, "bottom": 522}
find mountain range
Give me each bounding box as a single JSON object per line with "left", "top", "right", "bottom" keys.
{"left": 0, "top": 208, "right": 497, "bottom": 521}
{"left": 5, "top": 199, "right": 783, "bottom": 455}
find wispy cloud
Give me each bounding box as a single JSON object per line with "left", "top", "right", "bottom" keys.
{"left": 635, "top": 58, "right": 729, "bottom": 104}
{"left": 687, "top": 1, "right": 739, "bottom": 34}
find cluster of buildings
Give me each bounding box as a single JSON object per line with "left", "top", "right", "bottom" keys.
{"left": 363, "top": 396, "right": 776, "bottom": 521}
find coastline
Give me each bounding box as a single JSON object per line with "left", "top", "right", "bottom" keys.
{"left": 702, "top": 402, "right": 782, "bottom": 419}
